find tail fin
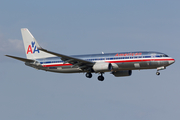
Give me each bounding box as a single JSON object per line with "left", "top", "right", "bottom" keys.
{"left": 21, "top": 28, "right": 55, "bottom": 59}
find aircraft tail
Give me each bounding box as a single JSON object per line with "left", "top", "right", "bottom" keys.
{"left": 21, "top": 28, "right": 55, "bottom": 59}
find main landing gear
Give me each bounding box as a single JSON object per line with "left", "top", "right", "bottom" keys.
{"left": 86, "top": 72, "right": 92, "bottom": 78}
{"left": 85, "top": 72, "right": 105, "bottom": 81}
{"left": 98, "top": 73, "right": 104, "bottom": 81}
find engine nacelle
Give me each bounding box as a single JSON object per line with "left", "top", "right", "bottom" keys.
{"left": 93, "top": 62, "right": 112, "bottom": 72}
{"left": 112, "top": 70, "right": 132, "bottom": 77}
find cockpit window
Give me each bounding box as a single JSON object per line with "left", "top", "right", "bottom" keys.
{"left": 163, "top": 54, "right": 168, "bottom": 57}
{"left": 160, "top": 54, "right": 168, "bottom": 57}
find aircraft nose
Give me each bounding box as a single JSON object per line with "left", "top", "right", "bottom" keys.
{"left": 168, "top": 58, "right": 175, "bottom": 65}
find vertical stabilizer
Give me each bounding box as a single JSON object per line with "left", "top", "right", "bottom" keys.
{"left": 21, "top": 28, "right": 55, "bottom": 59}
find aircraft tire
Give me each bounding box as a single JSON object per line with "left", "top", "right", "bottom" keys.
{"left": 156, "top": 72, "right": 160, "bottom": 75}
{"left": 86, "top": 73, "right": 92, "bottom": 78}
{"left": 98, "top": 76, "right": 104, "bottom": 81}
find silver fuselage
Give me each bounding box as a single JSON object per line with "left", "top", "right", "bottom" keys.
{"left": 26, "top": 51, "right": 175, "bottom": 73}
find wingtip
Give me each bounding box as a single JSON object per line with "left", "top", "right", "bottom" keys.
{"left": 5, "top": 55, "right": 13, "bottom": 58}
{"left": 21, "top": 28, "right": 28, "bottom": 30}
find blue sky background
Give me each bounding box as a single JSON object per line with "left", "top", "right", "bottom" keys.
{"left": 0, "top": 0, "right": 180, "bottom": 120}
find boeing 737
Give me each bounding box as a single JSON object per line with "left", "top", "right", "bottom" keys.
{"left": 6, "top": 28, "right": 175, "bottom": 81}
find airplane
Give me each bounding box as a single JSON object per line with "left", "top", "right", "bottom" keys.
{"left": 6, "top": 28, "right": 175, "bottom": 81}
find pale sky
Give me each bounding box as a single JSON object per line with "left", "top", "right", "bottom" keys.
{"left": 0, "top": 0, "right": 180, "bottom": 120}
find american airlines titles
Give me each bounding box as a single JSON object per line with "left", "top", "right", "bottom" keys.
{"left": 115, "top": 53, "right": 142, "bottom": 57}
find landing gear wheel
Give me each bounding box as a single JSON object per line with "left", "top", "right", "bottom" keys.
{"left": 156, "top": 72, "right": 160, "bottom": 75}
{"left": 98, "top": 76, "right": 104, "bottom": 81}
{"left": 86, "top": 73, "right": 92, "bottom": 78}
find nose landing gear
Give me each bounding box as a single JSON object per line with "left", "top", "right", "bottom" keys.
{"left": 156, "top": 66, "right": 166, "bottom": 76}
{"left": 156, "top": 71, "right": 160, "bottom": 75}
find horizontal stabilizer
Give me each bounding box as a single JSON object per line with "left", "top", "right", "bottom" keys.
{"left": 5, "top": 55, "right": 34, "bottom": 62}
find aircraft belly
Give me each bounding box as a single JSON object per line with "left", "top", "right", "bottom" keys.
{"left": 160, "top": 61, "right": 169, "bottom": 66}
{"left": 41, "top": 60, "right": 170, "bottom": 73}
{"left": 116, "top": 62, "right": 134, "bottom": 69}
{"left": 45, "top": 66, "right": 82, "bottom": 73}
{"left": 116, "top": 61, "right": 163, "bottom": 70}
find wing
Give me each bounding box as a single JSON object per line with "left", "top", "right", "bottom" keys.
{"left": 38, "top": 47, "right": 94, "bottom": 69}
{"left": 5, "top": 55, "right": 34, "bottom": 62}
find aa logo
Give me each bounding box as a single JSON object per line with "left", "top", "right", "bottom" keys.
{"left": 27, "top": 41, "right": 40, "bottom": 54}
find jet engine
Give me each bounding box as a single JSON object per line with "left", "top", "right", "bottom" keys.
{"left": 93, "top": 62, "right": 112, "bottom": 72}
{"left": 112, "top": 70, "right": 132, "bottom": 77}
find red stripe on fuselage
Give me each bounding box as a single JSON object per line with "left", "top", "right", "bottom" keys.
{"left": 42, "top": 63, "right": 72, "bottom": 67}
{"left": 107, "top": 58, "right": 175, "bottom": 63}
{"left": 42, "top": 58, "right": 175, "bottom": 67}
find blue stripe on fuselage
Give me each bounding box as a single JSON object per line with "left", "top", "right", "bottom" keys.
{"left": 36, "top": 51, "right": 168, "bottom": 65}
